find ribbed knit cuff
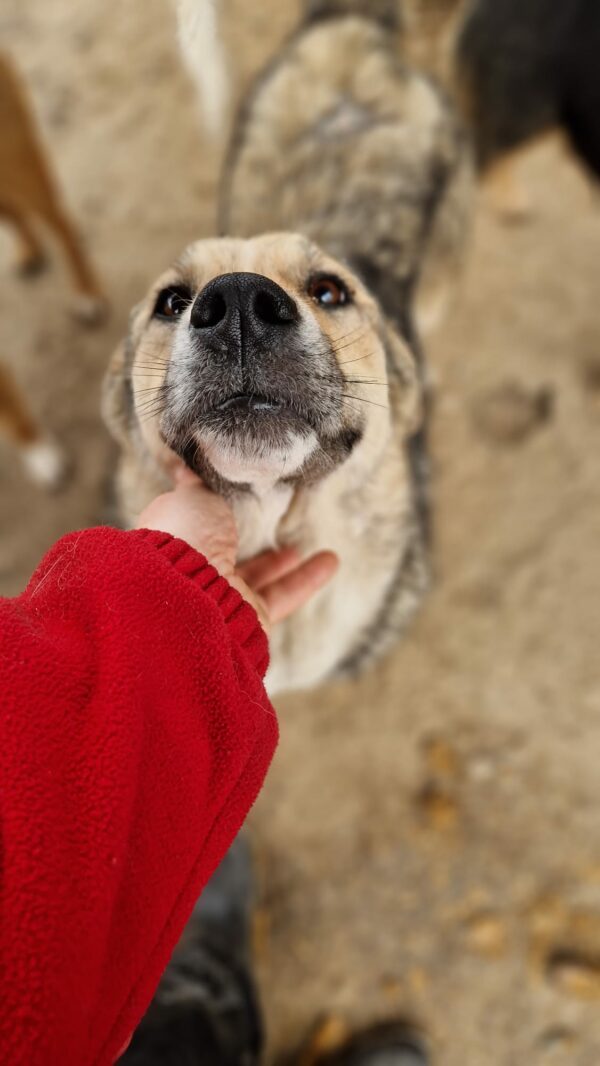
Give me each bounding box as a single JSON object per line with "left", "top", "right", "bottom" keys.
{"left": 132, "top": 529, "right": 269, "bottom": 678}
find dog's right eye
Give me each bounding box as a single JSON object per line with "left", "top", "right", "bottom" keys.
{"left": 153, "top": 285, "right": 193, "bottom": 320}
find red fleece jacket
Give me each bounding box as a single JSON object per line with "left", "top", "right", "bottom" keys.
{"left": 0, "top": 527, "right": 278, "bottom": 1066}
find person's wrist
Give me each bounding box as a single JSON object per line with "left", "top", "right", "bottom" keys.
{"left": 226, "top": 575, "right": 270, "bottom": 634}
{"left": 136, "top": 483, "right": 237, "bottom": 574}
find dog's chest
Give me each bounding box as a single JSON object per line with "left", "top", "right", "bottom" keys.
{"left": 233, "top": 483, "right": 295, "bottom": 561}
{"left": 232, "top": 479, "right": 369, "bottom": 562}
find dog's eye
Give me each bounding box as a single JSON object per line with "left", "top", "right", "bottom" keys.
{"left": 308, "top": 275, "right": 350, "bottom": 308}
{"left": 153, "top": 285, "right": 193, "bottom": 320}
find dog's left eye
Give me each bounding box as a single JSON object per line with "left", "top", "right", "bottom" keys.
{"left": 153, "top": 285, "right": 193, "bottom": 320}
{"left": 308, "top": 275, "right": 350, "bottom": 308}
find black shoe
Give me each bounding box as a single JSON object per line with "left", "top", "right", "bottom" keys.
{"left": 122, "top": 836, "right": 262, "bottom": 1066}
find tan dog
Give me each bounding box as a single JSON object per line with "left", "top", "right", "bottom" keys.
{"left": 111, "top": 5, "right": 472, "bottom": 1058}
{"left": 105, "top": 0, "right": 472, "bottom": 695}
{"left": 104, "top": 233, "right": 426, "bottom": 693}
{"left": 0, "top": 51, "right": 105, "bottom": 321}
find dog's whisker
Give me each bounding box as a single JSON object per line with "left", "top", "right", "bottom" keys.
{"left": 134, "top": 407, "right": 167, "bottom": 420}
{"left": 131, "top": 363, "right": 178, "bottom": 372}
{"left": 135, "top": 395, "right": 169, "bottom": 416}
{"left": 131, "top": 368, "right": 170, "bottom": 375}
{"left": 341, "top": 393, "right": 389, "bottom": 411}
{"left": 339, "top": 349, "right": 384, "bottom": 370}
{"left": 135, "top": 384, "right": 173, "bottom": 396}
{"left": 341, "top": 377, "right": 387, "bottom": 387}
{"left": 338, "top": 351, "right": 373, "bottom": 367}
{"left": 330, "top": 322, "right": 370, "bottom": 351}
{"left": 135, "top": 381, "right": 172, "bottom": 398}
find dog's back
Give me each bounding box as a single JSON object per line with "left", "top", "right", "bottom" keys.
{"left": 221, "top": 0, "right": 472, "bottom": 341}
{"left": 457, "top": 0, "right": 600, "bottom": 176}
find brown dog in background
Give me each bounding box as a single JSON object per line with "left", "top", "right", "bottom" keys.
{"left": 0, "top": 51, "right": 107, "bottom": 488}
{"left": 0, "top": 50, "right": 105, "bottom": 322}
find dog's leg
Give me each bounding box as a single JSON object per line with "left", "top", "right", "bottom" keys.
{"left": 0, "top": 52, "right": 107, "bottom": 322}
{"left": 0, "top": 363, "right": 39, "bottom": 446}
{"left": 481, "top": 148, "right": 533, "bottom": 220}
{"left": 481, "top": 129, "right": 570, "bottom": 221}
{"left": 37, "top": 194, "right": 107, "bottom": 324}
{"left": 0, "top": 363, "right": 67, "bottom": 488}
{"left": 176, "top": 0, "right": 230, "bottom": 135}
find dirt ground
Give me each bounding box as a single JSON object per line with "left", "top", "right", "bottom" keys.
{"left": 1, "top": 2, "right": 600, "bottom": 1064}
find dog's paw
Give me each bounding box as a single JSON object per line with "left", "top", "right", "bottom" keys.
{"left": 21, "top": 438, "right": 70, "bottom": 491}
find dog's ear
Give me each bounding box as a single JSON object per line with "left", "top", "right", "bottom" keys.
{"left": 102, "top": 301, "right": 144, "bottom": 446}
{"left": 102, "top": 335, "right": 134, "bottom": 448}
{"left": 381, "top": 321, "right": 424, "bottom": 436}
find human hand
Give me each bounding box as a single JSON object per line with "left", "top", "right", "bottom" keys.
{"left": 137, "top": 465, "right": 338, "bottom": 631}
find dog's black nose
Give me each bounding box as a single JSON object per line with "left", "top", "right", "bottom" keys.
{"left": 190, "top": 272, "right": 298, "bottom": 336}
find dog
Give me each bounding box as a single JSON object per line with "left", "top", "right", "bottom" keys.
{"left": 110, "top": 2, "right": 470, "bottom": 1060}
{"left": 104, "top": 0, "right": 472, "bottom": 696}
{"left": 0, "top": 51, "right": 106, "bottom": 322}
{"left": 455, "top": 0, "right": 600, "bottom": 211}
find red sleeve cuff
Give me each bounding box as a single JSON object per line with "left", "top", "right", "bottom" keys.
{"left": 131, "top": 528, "right": 269, "bottom": 678}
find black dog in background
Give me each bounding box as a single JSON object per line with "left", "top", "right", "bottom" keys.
{"left": 457, "top": 0, "right": 600, "bottom": 178}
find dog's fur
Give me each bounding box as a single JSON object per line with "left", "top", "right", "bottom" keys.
{"left": 111, "top": 3, "right": 471, "bottom": 1060}
{"left": 104, "top": 0, "right": 471, "bottom": 696}
{"left": 176, "top": 0, "right": 230, "bottom": 135}
{"left": 456, "top": 0, "right": 600, "bottom": 179}
{"left": 0, "top": 51, "right": 105, "bottom": 321}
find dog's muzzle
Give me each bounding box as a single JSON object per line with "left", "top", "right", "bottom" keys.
{"left": 159, "top": 270, "right": 362, "bottom": 485}
{"left": 182, "top": 270, "right": 316, "bottom": 431}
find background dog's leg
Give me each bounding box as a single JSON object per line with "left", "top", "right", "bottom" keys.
{"left": 481, "top": 130, "right": 571, "bottom": 221}
{"left": 481, "top": 148, "right": 533, "bottom": 221}
{"left": 0, "top": 363, "right": 67, "bottom": 489}
{"left": 38, "top": 194, "right": 107, "bottom": 324}
{"left": 177, "top": 0, "right": 230, "bottom": 135}
{"left": 0, "top": 203, "right": 46, "bottom": 276}
{"left": 0, "top": 52, "right": 107, "bottom": 324}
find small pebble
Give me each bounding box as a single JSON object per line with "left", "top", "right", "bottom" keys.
{"left": 471, "top": 382, "right": 554, "bottom": 445}
{"left": 416, "top": 782, "right": 459, "bottom": 831}
{"left": 464, "top": 912, "right": 508, "bottom": 958}
{"left": 536, "top": 1026, "right": 578, "bottom": 1056}
{"left": 546, "top": 950, "right": 600, "bottom": 1000}
{"left": 581, "top": 357, "right": 600, "bottom": 392}
{"left": 423, "top": 737, "right": 460, "bottom": 779}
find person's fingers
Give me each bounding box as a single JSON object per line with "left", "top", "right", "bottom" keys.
{"left": 236, "top": 546, "right": 301, "bottom": 591}
{"left": 137, "top": 474, "right": 238, "bottom": 571}
{"left": 260, "top": 551, "right": 339, "bottom": 625}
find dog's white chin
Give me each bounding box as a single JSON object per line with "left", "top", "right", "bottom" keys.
{"left": 197, "top": 427, "right": 318, "bottom": 489}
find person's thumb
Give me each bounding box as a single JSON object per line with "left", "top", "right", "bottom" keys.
{"left": 173, "top": 462, "right": 204, "bottom": 488}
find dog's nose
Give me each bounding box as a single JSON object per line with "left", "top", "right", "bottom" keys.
{"left": 190, "top": 272, "right": 298, "bottom": 337}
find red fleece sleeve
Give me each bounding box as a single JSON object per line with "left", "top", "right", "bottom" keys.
{"left": 0, "top": 527, "right": 277, "bottom": 1066}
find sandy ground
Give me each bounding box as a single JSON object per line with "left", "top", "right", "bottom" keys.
{"left": 1, "top": 2, "right": 600, "bottom": 1064}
